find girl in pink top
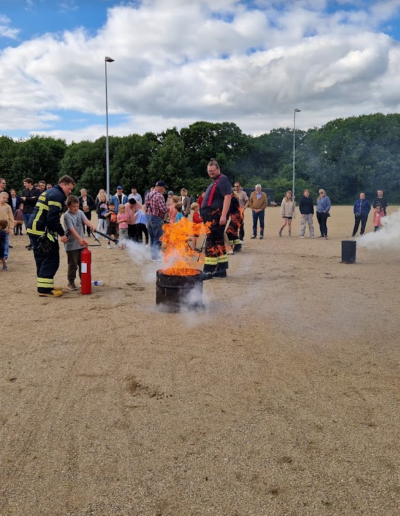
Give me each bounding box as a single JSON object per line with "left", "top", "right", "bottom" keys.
{"left": 373, "top": 205, "right": 384, "bottom": 232}
{"left": 169, "top": 195, "right": 180, "bottom": 224}
{"left": 117, "top": 205, "right": 129, "bottom": 248}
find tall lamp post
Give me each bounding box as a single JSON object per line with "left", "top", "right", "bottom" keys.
{"left": 105, "top": 56, "right": 114, "bottom": 199}
{"left": 292, "top": 108, "right": 301, "bottom": 201}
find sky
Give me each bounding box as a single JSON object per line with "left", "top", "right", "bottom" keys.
{"left": 1, "top": 0, "right": 400, "bottom": 143}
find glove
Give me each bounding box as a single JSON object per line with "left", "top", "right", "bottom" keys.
{"left": 37, "top": 233, "right": 53, "bottom": 253}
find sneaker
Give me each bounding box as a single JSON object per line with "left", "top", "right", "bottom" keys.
{"left": 107, "top": 244, "right": 112, "bottom": 249}
{"left": 251, "top": 235, "right": 257, "bottom": 239}
{"left": 200, "top": 272, "right": 214, "bottom": 281}
{"left": 66, "top": 284, "right": 78, "bottom": 291}
{"left": 278, "top": 230, "right": 282, "bottom": 237}
{"left": 260, "top": 235, "right": 264, "bottom": 239}
{"left": 2, "top": 265, "right": 7, "bottom": 271}
{"left": 38, "top": 290, "right": 63, "bottom": 297}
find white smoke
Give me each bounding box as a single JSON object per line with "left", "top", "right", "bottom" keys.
{"left": 125, "top": 240, "right": 160, "bottom": 283}
{"left": 358, "top": 209, "right": 400, "bottom": 250}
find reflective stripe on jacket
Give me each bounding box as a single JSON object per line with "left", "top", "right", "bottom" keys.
{"left": 27, "top": 185, "right": 66, "bottom": 237}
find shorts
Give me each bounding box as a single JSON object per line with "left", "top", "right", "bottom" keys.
{"left": 283, "top": 216, "right": 293, "bottom": 220}
{"left": 107, "top": 222, "right": 118, "bottom": 236}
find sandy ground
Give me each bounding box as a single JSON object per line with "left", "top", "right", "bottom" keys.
{"left": 1, "top": 206, "right": 400, "bottom": 516}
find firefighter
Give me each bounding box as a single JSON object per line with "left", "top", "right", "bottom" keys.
{"left": 226, "top": 191, "right": 243, "bottom": 253}
{"left": 200, "top": 158, "right": 232, "bottom": 279}
{"left": 27, "top": 175, "right": 75, "bottom": 297}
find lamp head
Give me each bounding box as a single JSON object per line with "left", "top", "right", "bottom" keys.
{"left": 105, "top": 56, "right": 115, "bottom": 63}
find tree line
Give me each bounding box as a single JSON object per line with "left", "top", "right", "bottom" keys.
{"left": 1, "top": 113, "right": 399, "bottom": 204}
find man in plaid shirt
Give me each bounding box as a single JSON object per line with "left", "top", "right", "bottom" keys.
{"left": 145, "top": 180, "right": 167, "bottom": 261}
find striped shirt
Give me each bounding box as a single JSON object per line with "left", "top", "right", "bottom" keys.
{"left": 146, "top": 191, "right": 167, "bottom": 219}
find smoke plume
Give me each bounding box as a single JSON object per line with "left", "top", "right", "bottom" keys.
{"left": 358, "top": 209, "right": 400, "bottom": 250}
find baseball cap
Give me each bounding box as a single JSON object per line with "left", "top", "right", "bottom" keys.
{"left": 168, "top": 191, "right": 174, "bottom": 196}
{"left": 116, "top": 185, "right": 122, "bottom": 189}
{"left": 155, "top": 180, "right": 168, "bottom": 188}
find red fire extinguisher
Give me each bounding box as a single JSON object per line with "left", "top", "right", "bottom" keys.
{"left": 81, "top": 246, "right": 92, "bottom": 295}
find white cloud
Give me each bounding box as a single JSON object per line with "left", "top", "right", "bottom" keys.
{"left": 0, "top": 14, "right": 19, "bottom": 39}
{"left": 0, "top": 0, "right": 400, "bottom": 141}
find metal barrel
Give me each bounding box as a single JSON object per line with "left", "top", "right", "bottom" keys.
{"left": 156, "top": 269, "right": 204, "bottom": 312}
{"left": 341, "top": 240, "right": 356, "bottom": 264}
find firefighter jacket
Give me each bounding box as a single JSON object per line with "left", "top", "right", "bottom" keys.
{"left": 27, "top": 185, "right": 66, "bottom": 238}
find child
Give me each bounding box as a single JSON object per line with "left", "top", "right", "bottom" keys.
{"left": 279, "top": 190, "right": 296, "bottom": 237}
{"left": 135, "top": 204, "right": 149, "bottom": 245}
{"left": 64, "top": 195, "right": 96, "bottom": 291}
{"left": 105, "top": 202, "right": 118, "bottom": 249}
{"left": 191, "top": 202, "right": 203, "bottom": 251}
{"left": 169, "top": 195, "right": 180, "bottom": 224}
{"left": 96, "top": 192, "right": 109, "bottom": 237}
{"left": 175, "top": 203, "right": 184, "bottom": 223}
{"left": 0, "top": 220, "right": 8, "bottom": 271}
{"left": 0, "top": 192, "right": 14, "bottom": 263}
{"left": 14, "top": 203, "right": 24, "bottom": 235}
{"left": 373, "top": 204, "right": 384, "bottom": 232}
{"left": 117, "top": 204, "right": 129, "bottom": 249}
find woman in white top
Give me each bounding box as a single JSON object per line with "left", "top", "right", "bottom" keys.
{"left": 279, "top": 190, "right": 295, "bottom": 237}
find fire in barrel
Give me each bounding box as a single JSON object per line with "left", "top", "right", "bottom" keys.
{"left": 156, "top": 217, "right": 209, "bottom": 312}
{"left": 156, "top": 267, "right": 204, "bottom": 312}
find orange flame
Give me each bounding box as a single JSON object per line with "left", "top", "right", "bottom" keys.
{"left": 160, "top": 217, "right": 210, "bottom": 276}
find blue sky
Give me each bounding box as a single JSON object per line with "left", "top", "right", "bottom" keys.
{"left": 1, "top": 0, "right": 400, "bottom": 142}
{"left": 0, "top": 0, "right": 109, "bottom": 41}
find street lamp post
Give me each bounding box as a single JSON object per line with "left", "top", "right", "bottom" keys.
{"left": 105, "top": 56, "right": 114, "bottom": 199}
{"left": 292, "top": 108, "right": 301, "bottom": 201}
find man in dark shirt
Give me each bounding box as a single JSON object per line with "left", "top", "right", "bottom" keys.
{"left": 200, "top": 158, "right": 232, "bottom": 279}
{"left": 373, "top": 190, "right": 388, "bottom": 216}
{"left": 21, "top": 178, "right": 41, "bottom": 250}
{"left": 298, "top": 189, "right": 315, "bottom": 238}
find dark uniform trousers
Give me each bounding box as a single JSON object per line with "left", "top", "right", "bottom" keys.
{"left": 202, "top": 208, "right": 229, "bottom": 274}
{"left": 31, "top": 236, "right": 60, "bottom": 294}
{"left": 226, "top": 211, "right": 243, "bottom": 251}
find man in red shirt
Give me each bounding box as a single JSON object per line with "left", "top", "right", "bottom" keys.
{"left": 200, "top": 158, "right": 232, "bottom": 279}
{"left": 145, "top": 180, "right": 167, "bottom": 261}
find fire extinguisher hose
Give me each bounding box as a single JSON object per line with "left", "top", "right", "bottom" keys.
{"left": 94, "top": 230, "right": 119, "bottom": 243}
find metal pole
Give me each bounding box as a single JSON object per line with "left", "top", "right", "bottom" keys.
{"left": 292, "top": 108, "right": 301, "bottom": 201}
{"left": 292, "top": 110, "right": 296, "bottom": 201}
{"left": 105, "top": 56, "right": 114, "bottom": 199}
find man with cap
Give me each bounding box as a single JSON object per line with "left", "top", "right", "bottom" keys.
{"left": 110, "top": 186, "right": 128, "bottom": 212}
{"left": 145, "top": 180, "right": 168, "bottom": 261}
{"left": 200, "top": 158, "right": 232, "bottom": 279}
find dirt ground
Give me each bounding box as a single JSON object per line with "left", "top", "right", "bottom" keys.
{"left": 1, "top": 205, "right": 399, "bottom": 516}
